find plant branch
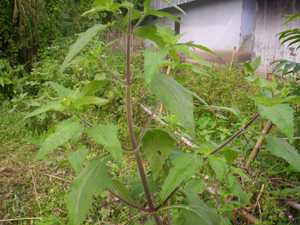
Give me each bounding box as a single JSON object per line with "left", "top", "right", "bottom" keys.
{"left": 210, "top": 113, "right": 260, "bottom": 155}
{"left": 134, "top": 14, "right": 145, "bottom": 29}
{"left": 108, "top": 190, "right": 150, "bottom": 212}
{"left": 141, "top": 104, "right": 260, "bottom": 154}
{"left": 155, "top": 186, "right": 180, "bottom": 211}
{"left": 124, "top": 5, "right": 162, "bottom": 225}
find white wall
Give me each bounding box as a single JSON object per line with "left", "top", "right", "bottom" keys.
{"left": 178, "top": 0, "right": 244, "bottom": 51}
{"left": 254, "top": 0, "right": 300, "bottom": 74}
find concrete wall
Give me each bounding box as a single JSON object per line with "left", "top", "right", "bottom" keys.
{"left": 178, "top": 0, "right": 244, "bottom": 51}
{"left": 239, "top": 0, "right": 257, "bottom": 53}
{"left": 254, "top": 0, "right": 300, "bottom": 74}
{"left": 153, "top": 0, "right": 300, "bottom": 70}
{"left": 153, "top": 0, "right": 246, "bottom": 62}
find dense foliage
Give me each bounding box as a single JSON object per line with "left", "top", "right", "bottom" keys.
{"left": 1, "top": 0, "right": 92, "bottom": 64}
{"left": 0, "top": 0, "right": 97, "bottom": 100}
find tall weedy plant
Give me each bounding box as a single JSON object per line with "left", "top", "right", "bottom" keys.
{"left": 28, "top": 1, "right": 297, "bottom": 224}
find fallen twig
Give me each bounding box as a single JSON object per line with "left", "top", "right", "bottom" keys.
{"left": 0, "top": 217, "right": 42, "bottom": 222}
{"left": 255, "top": 184, "right": 265, "bottom": 216}
{"left": 269, "top": 177, "right": 296, "bottom": 188}
{"left": 256, "top": 184, "right": 265, "bottom": 204}
{"left": 30, "top": 169, "right": 41, "bottom": 212}
{"left": 239, "top": 209, "right": 258, "bottom": 224}
{"left": 246, "top": 120, "right": 273, "bottom": 170}
{"left": 286, "top": 200, "right": 300, "bottom": 211}
{"left": 135, "top": 103, "right": 161, "bottom": 151}
{"left": 43, "top": 173, "right": 72, "bottom": 183}
{"left": 140, "top": 104, "right": 197, "bottom": 148}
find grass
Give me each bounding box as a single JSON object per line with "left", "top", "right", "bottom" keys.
{"left": 0, "top": 105, "right": 69, "bottom": 225}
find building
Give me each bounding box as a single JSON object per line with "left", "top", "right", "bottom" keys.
{"left": 152, "top": 0, "right": 300, "bottom": 74}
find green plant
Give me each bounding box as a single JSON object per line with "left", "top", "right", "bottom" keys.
{"left": 0, "top": 58, "right": 27, "bottom": 101}
{"left": 244, "top": 57, "right": 300, "bottom": 171}
{"left": 25, "top": 1, "right": 300, "bottom": 225}
{"left": 278, "top": 12, "right": 300, "bottom": 50}
{"left": 272, "top": 13, "right": 300, "bottom": 78}
{"left": 0, "top": 0, "right": 94, "bottom": 67}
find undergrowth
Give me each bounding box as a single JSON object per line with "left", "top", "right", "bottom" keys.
{"left": 0, "top": 35, "right": 299, "bottom": 225}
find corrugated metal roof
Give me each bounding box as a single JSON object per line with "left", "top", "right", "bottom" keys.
{"left": 151, "top": 0, "right": 196, "bottom": 9}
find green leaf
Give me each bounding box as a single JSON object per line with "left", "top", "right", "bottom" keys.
{"left": 143, "top": 0, "right": 179, "bottom": 21}
{"left": 208, "top": 156, "right": 228, "bottom": 182}
{"left": 173, "top": 200, "right": 221, "bottom": 225}
{"left": 223, "top": 148, "right": 240, "bottom": 164}
{"left": 272, "top": 59, "right": 300, "bottom": 75}
{"left": 144, "top": 49, "right": 167, "bottom": 84}
{"left": 247, "top": 75, "right": 276, "bottom": 90}
{"left": 67, "top": 158, "right": 112, "bottom": 225}
{"left": 142, "top": 129, "right": 176, "bottom": 177}
{"left": 227, "top": 174, "right": 251, "bottom": 205}
{"left": 279, "top": 28, "right": 300, "bottom": 49}
{"left": 36, "top": 118, "right": 82, "bottom": 160}
{"left": 68, "top": 147, "right": 89, "bottom": 175}
{"left": 82, "top": 4, "right": 117, "bottom": 16}
{"left": 135, "top": 25, "right": 165, "bottom": 48}
{"left": 266, "top": 135, "right": 300, "bottom": 172}
{"left": 167, "top": 1, "right": 186, "bottom": 15}
{"left": 144, "top": 219, "right": 156, "bottom": 225}
{"left": 287, "top": 96, "right": 300, "bottom": 104}
{"left": 285, "top": 13, "right": 300, "bottom": 23}
{"left": 135, "top": 25, "right": 178, "bottom": 48}
{"left": 145, "top": 8, "right": 179, "bottom": 21}
{"left": 149, "top": 74, "right": 195, "bottom": 135}
{"left": 196, "top": 142, "right": 216, "bottom": 156}
{"left": 87, "top": 124, "right": 123, "bottom": 162}
{"left": 25, "top": 101, "right": 65, "bottom": 118}
{"left": 183, "top": 179, "right": 206, "bottom": 198}
{"left": 244, "top": 57, "right": 261, "bottom": 74}
{"left": 206, "top": 105, "right": 240, "bottom": 117}
{"left": 258, "top": 104, "right": 294, "bottom": 140}
{"left": 180, "top": 41, "right": 214, "bottom": 54}
{"left": 252, "top": 96, "right": 287, "bottom": 106}
{"left": 48, "top": 82, "right": 73, "bottom": 97}
{"left": 80, "top": 80, "right": 107, "bottom": 96}
{"left": 156, "top": 25, "right": 179, "bottom": 45}
{"left": 111, "top": 180, "right": 135, "bottom": 203}
{"left": 94, "top": 0, "right": 113, "bottom": 7}
{"left": 160, "top": 153, "right": 202, "bottom": 200}
{"left": 272, "top": 186, "right": 300, "bottom": 197}
{"left": 61, "top": 24, "right": 106, "bottom": 71}
{"left": 72, "top": 96, "right": 108, "bottom": 108}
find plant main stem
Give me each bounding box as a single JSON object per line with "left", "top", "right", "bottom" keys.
{"left": 125, "top": 5, "right": 163, "bottom": 225}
